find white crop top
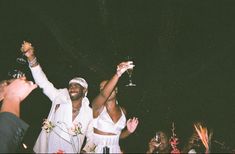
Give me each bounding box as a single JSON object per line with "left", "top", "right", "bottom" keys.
{"left": 93, "top": 107, "right": 126, "bottom": 135}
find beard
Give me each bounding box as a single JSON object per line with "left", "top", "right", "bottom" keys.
{"left": 69, "top": 92, "right": 83, "bottom": 101}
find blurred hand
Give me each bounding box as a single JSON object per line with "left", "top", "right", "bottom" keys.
{"left": 116, "top": 61, "right": 135, "bottom": 77}
{"left": 21, "top": 41, "right": 35, "bottom": 59}
{"left": 0, "top": 80, "right": 8, "bottom": 101}
{"left": 147, "top": 138, "right": 161, "bottom": 153}
{"left": 126, "top": 117, "right": 139, "bottom": 133}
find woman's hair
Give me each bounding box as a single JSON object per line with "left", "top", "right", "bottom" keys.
{"left": 155, "top": 131, "right": 170, "bottom": 153}
{"left": 182, "top": 121, "right": 207, "bottom": 153}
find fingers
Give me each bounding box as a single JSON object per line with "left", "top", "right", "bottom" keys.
{"left": 22, "top": 40, "right": 31, "bottom": 46}
{"left": 116, "top": 61, "right": 135, "bottom": 77}
{"left": 0, "top": 80, "right": 8, "bottom": 101}
{"left": 127, "top": 117, "right": 138, "bottom": 121}
{"left": 149, "top": 138, "right": 161, "bottom": 148}
{"left": 154, "top": 142, "right": 161, "bottom": 147}
{"left": 127, "top": 117, "right": 139, "bottom": 125}
{"left": 127, "top": 119, "right": 131, "bottom": 123}
{"left": 131, "top": 117, "right": 139, "bottom": 123}
{"left": 117, "top": 61, "right": 135, "bottom": 69}
{"left": 21, "top": 41, "right": 33, "bottom": 53}
{"left": 0, "top": 80, "right": 8, "bottom": 87}
{"left": 126, "top": 117, "right": 139, "bottom": 133}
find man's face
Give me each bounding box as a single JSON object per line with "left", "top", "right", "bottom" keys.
{"left": 68, "top": 83, "right": 84, "bottom": 101}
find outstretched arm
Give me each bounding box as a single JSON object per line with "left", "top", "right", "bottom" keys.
{"left": 92, "top": 61, "right": 134, "bottom": 118}
{"left": 21, "top": 41, "right": 60, "bottom": 101}
{"left": 92, "top": 74, "right": 119, "bottom": 118}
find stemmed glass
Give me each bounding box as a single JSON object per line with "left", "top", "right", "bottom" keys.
{"left": 125, "top": 56, "right": 136, "bottom": 87}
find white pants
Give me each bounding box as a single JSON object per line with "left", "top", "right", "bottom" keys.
{"left": 93, "top": 133, "right": 121, "bottom": 153}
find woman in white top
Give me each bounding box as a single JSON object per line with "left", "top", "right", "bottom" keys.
{"left": 92, "top": 61, "right": 139, "bottom": 153}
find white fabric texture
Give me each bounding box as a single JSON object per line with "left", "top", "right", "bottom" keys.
{"left": 93, "top": 107, "right": 126, "bottom": 135}
{"left": 31, "top": 65, "right": 93, "bottom": 153}
{"left": 93, "top": 133, "right": 121, "bottom": 153}
{"left": 93, "top": 106, "right": 126, "bottom": 153}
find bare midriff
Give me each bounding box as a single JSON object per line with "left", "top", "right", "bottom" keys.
{"left": 94, "top": 128, "right": 116, "bottom": 136}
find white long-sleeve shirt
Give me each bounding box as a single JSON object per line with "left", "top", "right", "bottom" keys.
{"left": 31, "top": 65, "right": 93, "bottom": 153}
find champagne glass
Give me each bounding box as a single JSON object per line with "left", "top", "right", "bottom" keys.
{"left": 125, "top": 56, "right": 136, "bottom": 87}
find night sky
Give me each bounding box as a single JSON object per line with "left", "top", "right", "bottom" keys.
{"left": 0, "top": 0, "right": 235, "bottom": 153}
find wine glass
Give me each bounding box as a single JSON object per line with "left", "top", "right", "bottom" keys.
{"left": 125, "top": 56, "right": 136, "bottom": 87}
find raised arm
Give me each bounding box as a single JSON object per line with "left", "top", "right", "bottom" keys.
{"left": 92, "top": 61, "right": 134, "bottom": 118}
{"left": 21, "top": 41, "right": 60, "bottom": 101}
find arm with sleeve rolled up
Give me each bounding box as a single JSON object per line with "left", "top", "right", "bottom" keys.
{"left": 21, "top": 41, "right": 60, "bottom": 101}
{"left": 30, "top": 65, "right": 60, "bottom": 101}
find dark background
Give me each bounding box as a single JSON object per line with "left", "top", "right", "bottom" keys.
{"left": 0, "top": 0, "right": 235, "bottom": 153}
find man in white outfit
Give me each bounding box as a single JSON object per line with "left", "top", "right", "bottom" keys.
{"left": 20, "top": 41, "right": 93, "bottom": 153}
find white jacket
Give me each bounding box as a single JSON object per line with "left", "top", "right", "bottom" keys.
{"left": 31, "top": 65, "right": 93, "bottom": 153}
